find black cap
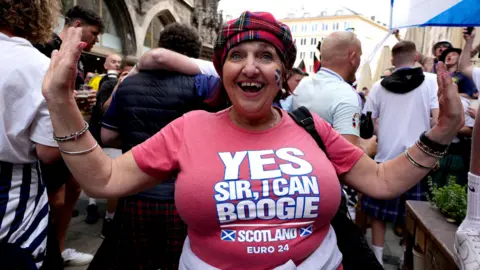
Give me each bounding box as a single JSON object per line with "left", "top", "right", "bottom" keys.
{"left": 439, "top": 48, "right": 462, "bottom": 63}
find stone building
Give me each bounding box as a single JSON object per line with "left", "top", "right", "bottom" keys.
{"left": 58, "top": 0, "right": 222, "bottom": 72}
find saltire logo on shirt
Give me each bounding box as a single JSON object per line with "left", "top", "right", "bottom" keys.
{"left": 300, "top": 225, "right": 313, "bottom": 237}
{"left": 221, "top": 230, "right": 236, "bottom": 241}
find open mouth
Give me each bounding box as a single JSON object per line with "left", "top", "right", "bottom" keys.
{"left": 238, "top": 82, "right": 265, "bottom": 93}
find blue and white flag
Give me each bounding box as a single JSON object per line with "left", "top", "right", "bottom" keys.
{"left": 221, "top": 230, "right": 236, "bottom": 241}
{"left": 391, "top": 0, "right": 480, "bottom": 29}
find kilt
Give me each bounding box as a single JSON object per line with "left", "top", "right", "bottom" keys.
{"left": 430, "top": 142, "right": 471, "bottom": 187}
{"left": 88, "top": 197, "right": 187, "bottom": 270}
{"left": 361, "top": 177, "right": 428, "bottom": 223}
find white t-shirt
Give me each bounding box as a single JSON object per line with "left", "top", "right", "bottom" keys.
{"left": 0, "top": 33, "right": 57, "bottom": 164}
{"left": 452, "top": 97, "right": 476, "bottom": 143}
{"left": 292, "top": 68, "right": 361, "bottom": 136}
{"left": 363, "top": 73, "right": 439, "bottom": 162}
{"left": 192, "top": 58, "right": 218, "bottom": 77}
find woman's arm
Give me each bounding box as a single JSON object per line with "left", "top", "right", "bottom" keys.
{"left": 340, "top": 63, "right": 464, "bottom": 199}
{"left": 42, "top": 28, "right": 160, "bottom": 198}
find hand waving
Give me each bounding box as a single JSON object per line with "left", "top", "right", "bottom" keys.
{"left": 428, "top": 62, "right": 464, "bottom": 144}
{"left": 42, "top": 27, "right": 86, "bottom": 102}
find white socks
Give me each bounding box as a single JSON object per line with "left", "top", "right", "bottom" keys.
{"left": 460, "top": 172, "right": 480, "bottom": 230}
{"left": 371, "top": 245, "right": 384, "bottom": 266}
{"left": 88, "top": 198, "right": 96, "bottom": 205}
{"left": 105, "top": 212, "right": 115, "bottom": 220}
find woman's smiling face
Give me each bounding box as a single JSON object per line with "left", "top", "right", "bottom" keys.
{"left": 222, "top": 41, "right": 283, "bottom": 118}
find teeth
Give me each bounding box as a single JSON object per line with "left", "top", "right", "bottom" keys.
{"left": 240, "top": 82, "right": 263, "bottom": 88}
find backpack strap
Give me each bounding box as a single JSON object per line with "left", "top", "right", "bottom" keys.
{"left": 288, "top": 106, "right": 328, "bottom": 157}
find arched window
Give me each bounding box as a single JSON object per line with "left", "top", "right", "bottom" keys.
{"left": 143, "top": 17, "right": 163, "bottom": 52}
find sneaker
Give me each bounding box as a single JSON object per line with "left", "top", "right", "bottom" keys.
{"left": 100, "top": 218, "right": 113, "bottom": 239}
{"left": 62, "top": 248, "right": 93, "bottom": 266}
{"left": 85, "top": 204, "right": 99, "bottom": 224}
{"left": 455, "top": 228, "right": 480, "bottom": 270}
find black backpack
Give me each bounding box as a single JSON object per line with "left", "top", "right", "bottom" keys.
{"left": 289, "top": 106, "right": 383, "bottom": 270}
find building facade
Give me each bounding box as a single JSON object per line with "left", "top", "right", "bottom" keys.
{"left": 280, "top": 9, "right": 391, "bottom": 74}
{"left": 58, "top": 0, "right": 221, "bottom": 73}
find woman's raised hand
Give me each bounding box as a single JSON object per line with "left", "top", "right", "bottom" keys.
{"left": 428, "top": 62, "right": 464, "bottom": 144}
{"left": 42, "top": 27, "right": 86, "bottom": 102}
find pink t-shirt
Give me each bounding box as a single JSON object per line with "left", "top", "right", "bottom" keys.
{"left": 132, "top": 108, "right": 363, "bottom": 269}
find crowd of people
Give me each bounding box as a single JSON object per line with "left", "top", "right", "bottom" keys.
{"left": 0, "top": 1, "right": 479, "bottom": 270}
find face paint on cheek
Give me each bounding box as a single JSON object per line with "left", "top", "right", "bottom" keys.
{"left": 274, "top": 69, "right": 281, "bottom": 90}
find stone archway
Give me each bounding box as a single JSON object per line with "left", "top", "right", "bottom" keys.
{"left": 132, "top": 0, "right": 196, "bottom": 57}
{"left": 140, "top": 9, "right": 178, "bottom": 55}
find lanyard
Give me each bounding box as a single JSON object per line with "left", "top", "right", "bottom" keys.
{"left": 320, "top": 68, "right": 362, "bottom": 107}
{"left": 320, "top": 68, "right": 344, "bottom": 82}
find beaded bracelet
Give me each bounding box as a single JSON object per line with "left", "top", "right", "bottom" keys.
{"left": 59, "top": 142, "right": 98, "bottom": 155}
{"left": 415, "top": 140, "right": 448, "bottom": 158}
{"left": 53, "top": 121, "right": 89, "bottom": 142}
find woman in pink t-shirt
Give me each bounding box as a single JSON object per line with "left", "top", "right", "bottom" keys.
{"left": 41, "top": 11, "right": 464, "bottom": 270}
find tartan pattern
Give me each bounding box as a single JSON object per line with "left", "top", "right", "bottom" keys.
{"left": 361, "top": 179, "right": 428, "bottom": 223}
{"left": 213, "top": 11, "right": 297, "bottom": 75}
{"left": 88, "top": 197, "right": 187, "bottom": 270}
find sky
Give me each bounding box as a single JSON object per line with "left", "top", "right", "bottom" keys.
{"left": 218, "top": 0, "right": 392, "bottom": 25}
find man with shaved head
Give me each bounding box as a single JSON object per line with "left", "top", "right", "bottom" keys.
{"left": 98, "top": 53, "right": 122, "bottom": 89}
{"left": 293, "top": 31, "right": 376, "bottom": 154}
{"left": 292, "top": 31, "right": 381, "bottom": 269}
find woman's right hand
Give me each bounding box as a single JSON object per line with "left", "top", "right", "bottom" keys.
{"left": 42, "top": 27, "right": 86, "bottom": 103}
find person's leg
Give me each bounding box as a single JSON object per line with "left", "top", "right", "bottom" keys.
{"left": 85, "top": 197, "right": 100, "bottom": 224}
{"left": 56, "top": 175, "right": 81, "bottom": 251}
{"left": 101, "top": 199, "right": 118, "bottom": 238}
{"left": 370, "top": 219, "right": 386, "bottom": 266}
{"left": 59, "top": 176, "right": 93, "bottom": 266}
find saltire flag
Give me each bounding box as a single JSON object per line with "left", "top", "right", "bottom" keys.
{"left": 313, "top": 54, "right": 321, "bottom": 73}
{"left": 391, "top": 0, "right": 480, "bottom": 29}
{"left": 298, "top": 60, "right": 306, "bottom": 73}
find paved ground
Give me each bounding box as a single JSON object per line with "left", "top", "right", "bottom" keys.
{"left": 65, "top": 194, "right": 403, "bottom": 270}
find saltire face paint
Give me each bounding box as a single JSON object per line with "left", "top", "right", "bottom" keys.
{"left": 275, "top": 69, "right": 281, "bottom": 90}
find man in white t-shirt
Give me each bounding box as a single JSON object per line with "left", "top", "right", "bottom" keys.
{"left": 291, "top": 31, "right": 377, "bottom": 156}
{"left": 0, "top": 8, "right": 61, "bottom": 268}
{"left": 361, "top": 41, "right": 439, "bottom": 266}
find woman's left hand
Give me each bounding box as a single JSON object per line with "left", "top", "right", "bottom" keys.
{"left": 427, "top": 62, "right": 464, "bottom": 144}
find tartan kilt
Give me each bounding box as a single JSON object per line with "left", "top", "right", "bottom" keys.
{"left": 361, "top": 177, "right": 428, "bottom": 223}
{"left": 88, "top": 197, "right": 187, "bottom": 270}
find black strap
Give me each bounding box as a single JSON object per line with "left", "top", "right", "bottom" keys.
{"left": 288, "top": 106, "right": 327, "bottom": 156}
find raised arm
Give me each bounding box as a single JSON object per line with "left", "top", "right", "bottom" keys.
{"left": 138, "top": 48, "right": 201, "bottom": 75}
{"left": 41, "top": 28, "right": 160, "bottom": 199}
{"left": 341, "top": 62, "right": 464, "bottom": 199}
{"left": 459, "top": 28, "right": 476, "bottom": 80}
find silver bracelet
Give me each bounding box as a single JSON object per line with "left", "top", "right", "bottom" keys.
{"left": 59, "top": 142, "right": 98, "bottom": 155}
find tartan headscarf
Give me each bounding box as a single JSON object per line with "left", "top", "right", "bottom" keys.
{"left": 213, "top": 11, "right": 297, "bottom": 76}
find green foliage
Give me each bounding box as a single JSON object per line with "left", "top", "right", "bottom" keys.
{"left": 427, "top": 176, "right": 467, "bottom": 222}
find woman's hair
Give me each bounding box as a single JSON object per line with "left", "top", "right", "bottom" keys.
{"left": 0, "top": 0, "right": 61, "bottom": 44}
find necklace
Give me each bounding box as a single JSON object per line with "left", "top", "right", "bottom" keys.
{"left": 230, "top": 108, "right": 280, "bottom": 129}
